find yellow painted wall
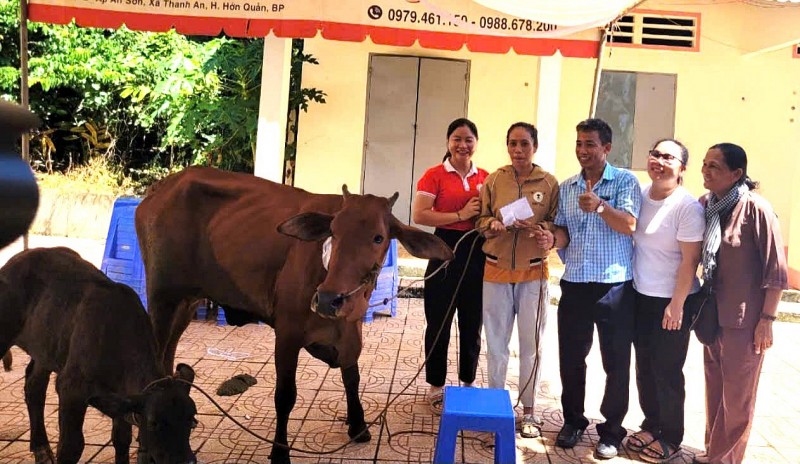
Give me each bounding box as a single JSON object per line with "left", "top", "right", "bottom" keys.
{"left": 581, "top": 1, "right": 799, "bottom": 233}
{"left": 558, "top": 0, "right": 799, "bottom": 286}
{"left": 294, "top": 0, "right": 800, "bottom": 286}
{"left": 294, "top": 38, "right": 542, "bottom": 194}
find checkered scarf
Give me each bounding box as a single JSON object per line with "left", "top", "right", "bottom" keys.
{"left": 702, "top": 183, "right": 748, "bottom": 283}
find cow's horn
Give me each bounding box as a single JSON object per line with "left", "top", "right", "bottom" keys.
{"left": 342, "top": 184, "right": 351, "bottom": 198}
{"left": 387, "top": 192, "right": 399, "bottom": 209}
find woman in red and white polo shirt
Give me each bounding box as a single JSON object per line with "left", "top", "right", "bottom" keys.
{"left": 411, "top": 118, "right": 489, "bottom": 415}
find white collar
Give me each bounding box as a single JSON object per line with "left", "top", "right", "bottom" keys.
{"left": 444, "top": 158, "right": 477, "bottom": 177}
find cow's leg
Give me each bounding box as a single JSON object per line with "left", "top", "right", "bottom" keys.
{"left": 54, "top": 391, "right": 88, "bottom": 464}
{"left": 162, "top": 300, "right": 196, "bottom": 372}
{"left": 111, "top": 417, "right": 132, "bottom": 464}
{"left": 341, "top": 364, "right": 371, "bottom": 442}
{"left": 149, "top": 294, "right": 192, "bottom": 372}
{"left": 24, "top": 360, "right": 54, "bottom": 464}
{"left": 270, "top": 337, "right": 302, "bottom": 464}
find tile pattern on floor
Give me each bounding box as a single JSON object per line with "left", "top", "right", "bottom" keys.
{"left": 2, "top": 296, "right": 799, "bottom": 463}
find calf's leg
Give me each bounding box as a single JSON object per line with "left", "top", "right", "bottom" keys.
{"left": 2, "top": 350, "right": 11, "bottom": 371}
{"left": 270, "top": 337, "right": 302, "bottom": 464}
{"left": 111, "top": 417, "right": 132, "bottom": 464}
{"left": 24, "top": 360, "right": 54, "bottom": 463}
{"left": 341, "top": 364, "right": 370, "bottom": 442}
{"left": 54, "top": 392, "right": 88, "bottom": 464}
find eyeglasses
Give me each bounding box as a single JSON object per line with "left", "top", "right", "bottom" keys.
{"left": 648, "top": 150, "right": 683, "bottom": 164}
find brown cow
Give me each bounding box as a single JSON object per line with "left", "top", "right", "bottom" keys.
{"left": 135, "top": 167, "right": 453, "bottom": 463}
{"left": 0, "top": 247, "right": 198, "bottom": 464}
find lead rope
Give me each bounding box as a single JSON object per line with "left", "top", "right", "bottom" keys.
{"left": 367, "top": 229, "right": 479, "bottom": 308}
{"left": 512, "top": 259, "right": 548, "bottom": 412}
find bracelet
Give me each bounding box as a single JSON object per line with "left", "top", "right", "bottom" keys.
{"left": 760, "top": 313, "right": 777, "bottom": 321}
{"left": 456, "top": 211, "right": 462, "bottom": 221}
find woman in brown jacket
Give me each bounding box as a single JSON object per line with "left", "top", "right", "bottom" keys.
{"left": 696, "top": 143, "right": 788, "bottom": 464}
{"left": 476, "top": 122, "right": 558, "bottom": 439}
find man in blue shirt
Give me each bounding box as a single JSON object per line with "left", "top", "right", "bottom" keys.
{"left": 537, "top": 118, "right": 642, "bottom": 459}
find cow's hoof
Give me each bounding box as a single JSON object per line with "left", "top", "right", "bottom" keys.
{"left": 268, "top": 449, "right": 291, "bottom": 464}
{"left": 348, "top": 423, "right": 372, "bottom": 443}
{"left": 32, "top": 446, "right": 55, "bottom": 464}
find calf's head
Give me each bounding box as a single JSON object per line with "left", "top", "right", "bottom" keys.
{"left": 278, "top": 185, "right": 454, "bottom": 321}
{"left": 89, "top": 364, "right": 198, "bottom": 464}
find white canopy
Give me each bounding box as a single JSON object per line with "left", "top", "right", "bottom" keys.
{"left": 467, "top": 0, "right": 639, "bottom": 26}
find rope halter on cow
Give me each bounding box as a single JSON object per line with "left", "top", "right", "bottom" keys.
{"left": 310, "top": 261, "right": 383, "bottom": 315}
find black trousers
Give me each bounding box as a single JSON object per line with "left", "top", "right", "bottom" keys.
{"left": 633, "top": 290, "right": 693, "bottom": 448}
{"left": 424, "top": 228, "right": 485, "bottom": 387}
{"left": 557, "top": 280, "right": 634, "bottom": 446}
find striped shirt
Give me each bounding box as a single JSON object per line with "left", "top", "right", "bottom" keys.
{"left": 555, "top": 163, "right": 642, "bottom": 283}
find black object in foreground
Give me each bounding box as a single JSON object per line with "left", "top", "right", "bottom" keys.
{"left": 0, "top": 101, "right": 40, "bottom": 249}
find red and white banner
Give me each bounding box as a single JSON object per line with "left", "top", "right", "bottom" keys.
{"left": 28, "top": 0, "right": 603, "bottom": 57}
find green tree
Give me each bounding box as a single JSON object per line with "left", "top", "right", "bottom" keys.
{"left": 0, "top": 0, "right": 325, "bottom": 181}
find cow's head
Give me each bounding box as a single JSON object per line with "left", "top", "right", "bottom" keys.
{"left": 278, "top": 185, "right": 454, "bottom": 321}
{"left": 89, "top": 364, "right": 198, "bottom": 464}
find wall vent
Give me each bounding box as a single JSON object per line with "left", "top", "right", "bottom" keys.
{"left": 607, "top": 10, "right": 700, "bottom": 51}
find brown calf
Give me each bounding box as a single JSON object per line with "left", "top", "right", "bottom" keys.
{"left": 0, "top": 248, "right": 197, "bottom": 464}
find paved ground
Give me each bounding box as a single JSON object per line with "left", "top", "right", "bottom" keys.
{"left": 0, "top": 237, "right": 799, "bottom": 463}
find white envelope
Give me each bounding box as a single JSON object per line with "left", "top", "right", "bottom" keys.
{"left": 499, "top": 197, "right": 535, "bottom": 227}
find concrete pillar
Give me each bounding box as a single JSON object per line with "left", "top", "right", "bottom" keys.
{"left": 253, "top": 34, "right": 292, "bottom": 182}
{"left": 534, "top": 51, "right": 563, "bottom": 174}
{"left": 789, "top": 155, "right": 800, "bottom": 289}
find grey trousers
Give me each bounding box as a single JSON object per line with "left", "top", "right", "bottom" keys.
{"left": 482, "top": 279, "right": 549, "bottom": 408}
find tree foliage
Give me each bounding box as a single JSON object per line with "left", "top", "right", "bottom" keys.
{"left": 0, "top": 0, "right": 325, "bottom": 181}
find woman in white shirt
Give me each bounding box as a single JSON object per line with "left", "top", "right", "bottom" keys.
{"left": 626, "top": 139, "right": 705, "bottom": 463}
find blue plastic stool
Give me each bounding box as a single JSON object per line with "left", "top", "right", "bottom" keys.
{"left": 101, "top": 197, "right": 148, "bottom": 309}
{"left": 433, "top": 386, "right": 516, "bottom": 464}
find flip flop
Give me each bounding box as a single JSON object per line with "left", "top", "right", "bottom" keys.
{"left": 640, "top": 438, "right": 680, "bottom": 463}
{"left": 427, "top": 389, "right": 444, "bottom": 415}
{"left": 626, "top": 430, "right": 656, "bottom": 452}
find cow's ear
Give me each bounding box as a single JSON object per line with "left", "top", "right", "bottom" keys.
{"left": 174, "top": 363, "right": 195, "bottom": 394}
{"left": 278, "top": 212, "right": 333, "bottom": 241}
{"left": 389, "top": 216, "right": 454, "bottom": 261}
{"left": 89, "top": 394, "right": 143, "bottom": 419}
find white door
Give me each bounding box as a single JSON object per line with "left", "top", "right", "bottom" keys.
{"left": 362, "top": 55, "right": 469, "bottom": 226}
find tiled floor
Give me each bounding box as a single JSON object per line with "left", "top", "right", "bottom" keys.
{"left": 2, "top": 294, "right": 800, "bottom": 463}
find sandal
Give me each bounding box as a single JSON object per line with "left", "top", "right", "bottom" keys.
{"left": 519, "top": 414, "right": 542, "bottom": 438}
{"left": 626, "top": 430, "right": 656, "bottom": 452}
{"left": 427, "top": 388, "right": 444, "bottom": 415}
{"left": 640, "top": 438, "right": 681, "bottom": 463}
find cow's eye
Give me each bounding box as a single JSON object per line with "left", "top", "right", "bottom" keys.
{"left": 373, "top": 235, "right": 384, "bottom": 244}
{"left": 147, "top": 420, "right": 161, "bottom": 432}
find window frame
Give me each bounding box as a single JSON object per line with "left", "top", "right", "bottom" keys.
{"left": 607, "top": 9, "right": 701, "bottom": 53}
